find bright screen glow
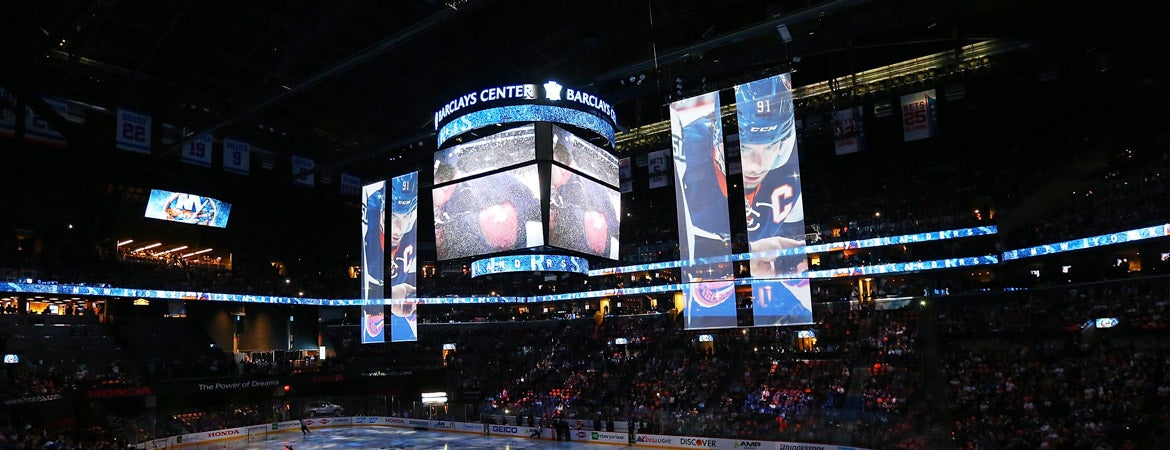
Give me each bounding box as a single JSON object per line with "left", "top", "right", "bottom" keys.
{"left": 549, "top": 166, "right": 620, "bottom": 259}
{"left": 434, "top": 124, "right": 535, "bottom": 185}
{"left": 552, "top": 125, "right": 619, "bottom": 187}
{"left": 433, "top": 164, "right": 543, "bottom": 260}
{"left": 2, "top": 354, "right": 17, "bottom": 364}
{"left": 1095, "top": 318, "right": 1119, "bottom": 328}
{"left": 144, "top": 189, "right": 231, "bottom": 228}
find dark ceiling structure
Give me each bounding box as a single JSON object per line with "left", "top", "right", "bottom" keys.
{"left": 1, "top": 0, "right": 1162, "bottom": 183}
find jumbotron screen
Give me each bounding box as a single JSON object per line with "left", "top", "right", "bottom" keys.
{"left": 433, "top": 124, "right": 536, "bottom": 186}
{"left": 432, "top": 164, "right": 544, "bottom": 260}
{"left": 551, "top": 124, "right": 619, "bottom": 188}
{"left": 549, "top": 165, "right": 620, "bottom": 259}
{"left": 144, "top": 189, "right": 231, "bottom": 228}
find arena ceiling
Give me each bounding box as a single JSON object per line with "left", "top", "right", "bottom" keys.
{"left": 0, "top": 0, "right": 1160, "bottom": 182}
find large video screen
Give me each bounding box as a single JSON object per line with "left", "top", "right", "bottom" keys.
{"left": 549, "top": 166, "right": 621, "bottom": 259}
{"left": 144, "top": 189, "right": 231, "bottom": 228}
{"left": 433, "top": 124, "right": 536, "bottom": 186}
{"left": 551, "top": 125, "right": 619, "bottom": 187}
{"left": 433, "top": 164, "right": 544, "bottom": 260}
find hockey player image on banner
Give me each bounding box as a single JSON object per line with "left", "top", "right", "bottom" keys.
{"left": 361, "top": 181, "right": 387, "bottom": 344}
{"left": 389, "top": 172, "right": 419, "bottom": 342}
{"left": 670, "top": 91, "right": 736, "bottom": 330}
{"left": 735, "top": 74, "right": 813, "bottom": 327}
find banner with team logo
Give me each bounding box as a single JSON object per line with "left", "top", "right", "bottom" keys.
{"left": 116, "top": 108, "right": 152, "bottom": 154}
{"left": 182, "top": 134, "right": 214, "bottom": 167}
{"left": 222, "top": 137, "right": 251, "bottom": 175}
{"left": 670, "top": 91, "right": 736, "bottom": 330}
{"left": 291, "top": 155, "right": 315, "bottom": 186}
{"left": 647, "top": 149, "right": 670, "bottom": 189}
{"left": 900, "top": 89, "right": 938, "bottom": 142}
{"left": 388, "top": 172, "right": 419, "bottom": 343}
{"left": 24, "top": 97, "right": 71, "bottom": 146}
{"left": 0, "top": 87, "right": 15, "bottom": 137}
{"left": 833, "top": 106, "right": 865, "bottom": 155}
{"left": 361, "top": 180, "right": 386, "bottom": 344}
{"left": 340, "top": 173, "right": 362, "bottom": 196}
{"left": 734, "top": 74, "right": 813, "bottom": 328}
{"left": 618, "top": 157, "right": 632, "bottom": 193}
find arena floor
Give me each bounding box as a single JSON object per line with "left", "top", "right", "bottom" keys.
{"left": 192, "top": 426, "right": 622, "bottom": 449}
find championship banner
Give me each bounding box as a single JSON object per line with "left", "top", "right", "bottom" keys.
{"left": 670, "top": 91, "right": 736, "bottom": 330}
{"left": 181, "top": 134, "right": 214, "bottom": 167}
{"left": 388, "top": 172, "right": 419, "bottom": 343}
{"left": 647, "top": 149, "right": 670, "bottom": 189}
{"left": 0, "top": 87, "right": 15, "bottom": 137}
{"left": 833, "top": 106, "right": 865, "bottom": 155}
{"left": 24, "top": 97, "right": 72, "bottom": 146}
{"left": 618, "top": 157, "right": 633, "bottom": 193}
{"left": 222, "top": 137, "right": 251, "bottom": 175}
{"left": 115, "top": 108, "right": 152, "bottom": 154}
{"left": 291, "top": 155, "right": 315, "bottom": 186}
{"left": 900, "top": 89, "right": 938, "bottom": 142}
{"left": 340, "top": 173, "right": 362, "bottom": 196}
{"left": 361, "top": 180, "right": 386, "bottom": 344}
{"left": 734, "top": 74, "right": 813, "bottom": 328}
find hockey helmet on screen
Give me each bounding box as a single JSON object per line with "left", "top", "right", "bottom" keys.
{"left": 736, "top": 75, "right": 796, "bottom": 171}
{"left": 390, "top": 172, "right": 419, "bottom": 216}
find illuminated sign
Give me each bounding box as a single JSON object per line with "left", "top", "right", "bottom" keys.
{"left": 144, "top": 189, "right": 232, "bottom": 228}
{"left": 435, "top": 82, "right": 615, "bottom": 130}
{"left": 438, "top": 105, "right": 615, "bottom": 148}
{"left": 470, "top": 254, "right": 589, "bottom": 278}
{"left": 435, "top": 81, "right": 617, "bottom": 147}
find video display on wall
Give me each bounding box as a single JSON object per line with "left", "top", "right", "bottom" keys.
{"left": 551, "top": 125, "right": 619, "bottom": 187}
{"left": 433, "top": 164, "right": 544, "bottom": 260}
{"left": 549, "top": 165, "right": 621, "bottom": 259}
{"left": 433, "top": 124, "right": 536, "bottom": 186}
{"left": 144, "top": 189, "right": 232, "bottom": 228}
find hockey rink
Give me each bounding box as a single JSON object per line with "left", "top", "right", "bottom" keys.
{"left": 191, "top": 426, "right": 623, "bottom": 449}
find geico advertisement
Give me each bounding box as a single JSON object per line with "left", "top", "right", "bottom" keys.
{"left": 487, "top": 424, "right": 541, "bottom": 437}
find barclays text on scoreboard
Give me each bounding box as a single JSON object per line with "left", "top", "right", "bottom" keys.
{"left": 433, "top": 81, "right": 617, "bottom": 147}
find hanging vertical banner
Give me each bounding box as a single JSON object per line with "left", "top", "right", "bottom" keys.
{"left": 647, "top": 149, "right": 671, "bottom": 189}
{"left": 389, "top": 171, "right": 419, "bottom": 343}
{"left": 115, "top": 108, "right": 152, "bottom": 154}
{"left": 222, "top": 138, "right": 251, "bottom": 175}
{"left": 618, "top": 157, "right": 633, "bottom": 193}
{"left": 361, "top": 180, "right": 387, "bottom": 344}
{"left": 291, "top": 155, "right": 316, "bottom": 186}
{"left": 181, "top": 134, "right": 214, "bottom": 167}
{"left": 900, "top": 89, "right": 938, "bottom": 142}
{"left": 23, "top": 97, "right": 71, "bottom": 146}
{"left": 670, "top": 91, "right": 736, "bottom": 330}
{"left": 833, "top": 106, "right": 865, "bottom": 155}
{"left": 340, "top": 173, "right": 362, "bottom": 196}
{"left": 254, "top": 147, "right": 275, "bottom": 171}
{"left": 0, "top": 87, "right": 16, "bottom": 137}
{"left": 734, "top": 74, "right": 813, "bottom": 327}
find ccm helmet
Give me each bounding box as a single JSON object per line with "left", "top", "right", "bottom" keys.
{"left": 736, "top": 75, "right": 796, "bottom": 170}
{"left": 390, "top": 172, "right": 419, "bottom": 216}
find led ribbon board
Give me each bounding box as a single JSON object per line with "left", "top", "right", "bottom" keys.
{"left": 434, "top": 82, "right": 617, "bottom": 148}
{"left": 470, "top": 254, "right": 589, "bottom": 278}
